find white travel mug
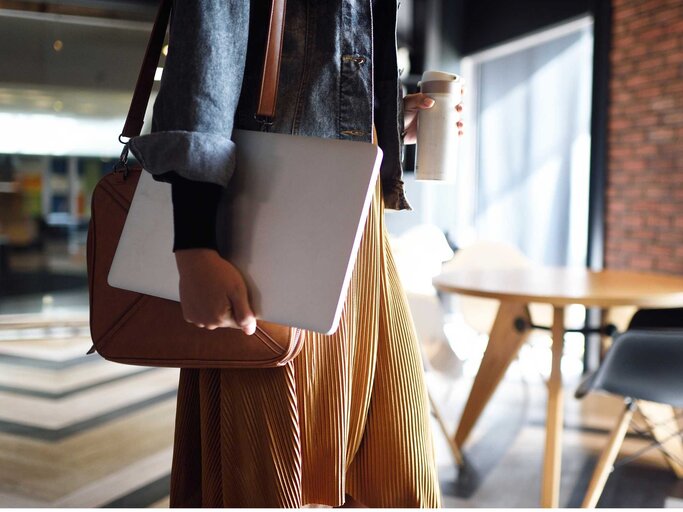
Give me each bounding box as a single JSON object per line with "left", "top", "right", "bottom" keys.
{"left": 415, "top": 70, "right": 463, "bottom": 181}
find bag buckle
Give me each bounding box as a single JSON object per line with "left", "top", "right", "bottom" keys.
{"left": 113, "top": 137, "right": 130, "bottom": 179}
{"left": 254, "top": 114, "right": 274, "bottom": 132}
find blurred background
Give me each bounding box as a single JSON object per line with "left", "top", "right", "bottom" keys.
{"left": 0, "top": 1, "right": 155, "bottom": 307}
{"left": 2, "top": 0, "right": 683, "bottom": 508}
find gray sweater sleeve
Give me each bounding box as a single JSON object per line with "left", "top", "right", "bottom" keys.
{"left": 128, "top": 0, "right": 250, "bottom": 188}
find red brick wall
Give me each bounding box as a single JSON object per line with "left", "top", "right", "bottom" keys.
{"left": 606, "top": 0, "right": 683, "bottom": 274}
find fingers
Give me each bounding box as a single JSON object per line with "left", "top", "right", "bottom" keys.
{"left": 185, "top": 309, "right": 255, "bottom": 334}
{"left": 227, "top": 284, "right": 257, "bottom": 335}
{"left": 404, "top": 92, "right": 435, "bottom": 111}
{"left": 182, "top": 301, "right": 234, "bottom": 331}
{"left": 181, "top": 294, "right": 255, "bottom": 335}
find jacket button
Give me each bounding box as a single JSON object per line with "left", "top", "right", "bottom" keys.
{"left": 343, "top": 54, "right": 366, "bottom": 65}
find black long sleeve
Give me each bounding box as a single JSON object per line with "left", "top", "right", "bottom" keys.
{"left": 155, "top": 171, "right": 222, "bottom": 252}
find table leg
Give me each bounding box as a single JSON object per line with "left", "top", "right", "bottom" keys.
{"left": 637, "top": 401, "right": 683, "bottom": 478}
{"left": 453, "top": 301, "right": 532, "bottom": 448}
{"left": 541, "top": 306, "right": 565, "bottom": 508}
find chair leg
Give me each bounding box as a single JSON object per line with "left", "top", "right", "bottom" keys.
{"left": 428, "top": 389, "right": 464, "bottom": 466}
{"left": 582, "top": 400, "right": 636, "bottom": 508}
{"left": 638, "top": 401, "right": 683, "bottom": 479}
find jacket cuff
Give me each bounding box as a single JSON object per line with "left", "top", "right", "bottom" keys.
{"left": 382, "top": 178, "right": 413, "bottom": 211}
{"left": 128, "top": 130, "right": 236, "bottom": 187}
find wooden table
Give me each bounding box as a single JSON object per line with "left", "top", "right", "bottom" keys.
{"left": 433, "top": 267, "right": 683, "bottom": 508}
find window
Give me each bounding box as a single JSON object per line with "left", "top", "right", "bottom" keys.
{"left": 459, "top": 17, "right": 594, "bottom": 266}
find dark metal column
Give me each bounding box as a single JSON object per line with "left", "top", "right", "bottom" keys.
{"left": 584, "top": 0, "right": 612, "bottom": 373}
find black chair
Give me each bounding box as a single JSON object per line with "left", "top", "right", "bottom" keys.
{"left": 575, "top": 308, "right": 683, "bottom": 508}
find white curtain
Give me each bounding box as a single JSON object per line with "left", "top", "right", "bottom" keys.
{"left": 469, "top": 20, "right": 594, "bottom": 266}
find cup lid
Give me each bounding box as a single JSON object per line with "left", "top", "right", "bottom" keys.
{"left": 420, "top": 70, "right": 460, "bottom": 82}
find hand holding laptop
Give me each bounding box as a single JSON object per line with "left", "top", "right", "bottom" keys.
{"left": 175, "top": 248, "right": 257, "bottom": 335}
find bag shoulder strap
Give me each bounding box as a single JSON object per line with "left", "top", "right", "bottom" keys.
{"left": 256, "top": 0, "right": 286, "bottom": 123}
{"left": 121, "top": 0, "right": 286, "bottom": 139}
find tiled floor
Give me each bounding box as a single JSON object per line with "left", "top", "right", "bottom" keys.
{"left": 0, "top": 289, "right": 681, "bottom": 507}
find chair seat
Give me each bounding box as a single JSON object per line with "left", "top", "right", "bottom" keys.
{"left": 575, "top": 329, "right": 683, "bottom": 408}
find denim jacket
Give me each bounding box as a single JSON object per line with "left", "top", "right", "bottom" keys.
{"left": 128, "top": 0, "right": 411, "bottom": 212}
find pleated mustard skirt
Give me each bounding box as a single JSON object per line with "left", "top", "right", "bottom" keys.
{"left": 169, "top": 125, "right": 441, "bottom": 508}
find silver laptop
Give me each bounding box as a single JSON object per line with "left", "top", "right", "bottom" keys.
{"left": 108, "top": 129, "right": 382, "bottom": 334}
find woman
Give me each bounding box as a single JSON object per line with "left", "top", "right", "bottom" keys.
{"left": 129, "top": 0, "right": 463, "bottom": 507}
